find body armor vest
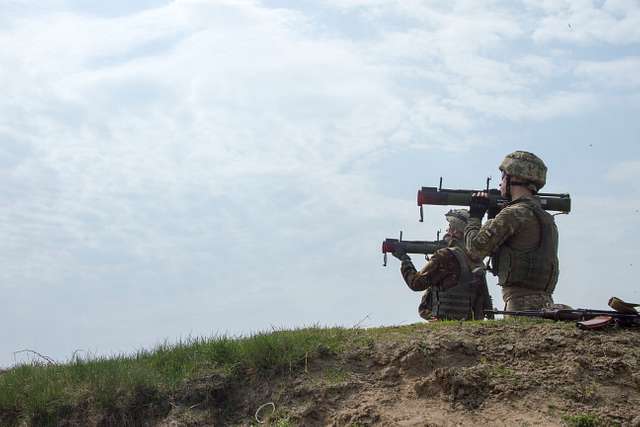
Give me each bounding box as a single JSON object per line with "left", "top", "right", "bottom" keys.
{"left": 429, "top": 246, "right": 483, "bottom": 320}
{"left": 492, "top": 199, "right": 559, "bottom": 293}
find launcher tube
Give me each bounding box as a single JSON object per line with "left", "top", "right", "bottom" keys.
{"left": 381, "top": 239, "right": 446, "bottom": 255}
{"left": 417, "top": 187, "right": 571, "bottom": 213}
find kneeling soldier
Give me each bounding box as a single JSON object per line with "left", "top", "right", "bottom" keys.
{"left": 393, "top": 209, "right": 493, "bottom": 321}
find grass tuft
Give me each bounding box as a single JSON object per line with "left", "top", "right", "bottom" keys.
{"left": 0, "top": 326, "right": 350, "bottom": 425}
{"left": 562, "top": 413, "right": 602, "bottom": 427}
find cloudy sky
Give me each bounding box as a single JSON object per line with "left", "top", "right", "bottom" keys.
{"left": 1, "top": 0, "right": 639, "bottom": 367}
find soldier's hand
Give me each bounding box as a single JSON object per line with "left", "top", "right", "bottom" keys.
{"left": 469, "top": 192, "right": 490, "bottom": 219}
{"left": 392, "top": 247, "right": 410, "bottom": 262}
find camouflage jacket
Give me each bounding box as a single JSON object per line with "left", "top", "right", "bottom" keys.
{"left": 399, "top": 240, "right": 460, "bottom": 292}
{"left": 400, "top": 239, "right": 492, "bottom": 319}
{"left": 464, "top": 195, "right": 557, "bottom": 300}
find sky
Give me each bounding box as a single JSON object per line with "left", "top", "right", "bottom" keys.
{"left": 0, "top": 0, "right": 639, "bottom": 367}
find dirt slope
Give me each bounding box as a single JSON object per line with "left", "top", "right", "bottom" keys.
{"left": 161, "top": 321, "right": 640, "bottom": 427}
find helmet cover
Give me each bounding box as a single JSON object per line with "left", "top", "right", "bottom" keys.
{"left": 499, "top": 151, "right": 547, "bottom": 191}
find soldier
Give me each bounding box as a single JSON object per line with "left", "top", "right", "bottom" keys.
{"left": 465, "top": 151, "right": 559, "bottom": 311}
{"left": 392, "top": 209, "right": 493, "bottom": 321}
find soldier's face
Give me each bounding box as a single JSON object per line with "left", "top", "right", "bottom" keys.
{"left": 446, "top": 225, "right": 462, "bottom": 240}
{"left": 499, "top": 172, "right": 508, "bottom": 197}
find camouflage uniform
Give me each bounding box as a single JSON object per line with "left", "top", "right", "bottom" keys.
{"left": 465, "top": 152, "right": 559, "bottom": 311}
{"left": 399, "top": 210, "right": 493, "bottom": 320}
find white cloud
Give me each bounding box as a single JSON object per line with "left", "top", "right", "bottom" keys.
{"left": 530, "top": 0, "right": 640, "bottom": 45}
{"left": 606, "top": 160, "right": 640, "bottom": 184}
{"left": 447, "top": 88, "right": 597, "bottom": 121}
{"left": 575, "top": 57, "right": 640, "bottom": 89}
{"left": 0, "top": 1, "right": 427, "bottom": 303}
{"left": 514, "top": 55, "right": 559, "bottom": 79}
{"left": 0, "top": 0, "right": 630, "bottom": 276}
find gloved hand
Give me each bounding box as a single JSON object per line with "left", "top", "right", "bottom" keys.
{"left": 469, "top": 193, "right": 490, "bottom": 219}
{"left": 392, "top": 247, "right": 411, "bottom": 262}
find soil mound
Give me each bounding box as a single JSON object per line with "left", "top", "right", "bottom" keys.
{"left": 165, "top": 321, "right": 640, "bottom": 426}
{"left": 3, "top": 320, "right": 639, "bottom": 426}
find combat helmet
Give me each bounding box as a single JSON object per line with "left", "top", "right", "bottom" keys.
{"left": 445, "top": 209, "right": 469, "bottom": 232}
{"left": 499, "top": 151, "right": 547, "bottom": 192}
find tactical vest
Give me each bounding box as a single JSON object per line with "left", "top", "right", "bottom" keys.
{"left": 429, "top": 247, "right": 481, "bottom": 320}
{"left": 491, "top": 199, "right": 559, "bottom": 293}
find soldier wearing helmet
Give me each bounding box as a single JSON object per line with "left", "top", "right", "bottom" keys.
{"left": 464, "top": 151, "right": 559, "bottom": 311}
{"left": 392, "top": 209, "right": 493, "bottom": 320}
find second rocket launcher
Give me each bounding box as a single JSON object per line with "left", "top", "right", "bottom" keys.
{"left": 381, "top": 236, "right": 447, "bottom": 266}
{"left": 416, "top": 185, "right": 571, "bottom": 222}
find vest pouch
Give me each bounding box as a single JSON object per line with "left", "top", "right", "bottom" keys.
{"left": 498, "top": 245, "right": 557, "bottom": 292}
{"left": 431, "top": 283, "right": 475, "bottom": 320}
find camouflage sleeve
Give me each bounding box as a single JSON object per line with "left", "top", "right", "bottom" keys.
{"left": 399, "top": 258, "right": 434, "bottom": 292}
{"left": 464, "top": 210, "right": 520, "bottom": 261}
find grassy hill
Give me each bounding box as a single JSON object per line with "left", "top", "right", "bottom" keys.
{"left": 1, "top": 319, "right": 639, "bottom": 426}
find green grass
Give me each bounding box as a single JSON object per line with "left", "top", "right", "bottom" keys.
{"left": 488, "top": 364, "right": 516, "bottom": 379}
{"left": 562, "top": 413, "right": 602, "bottom": 427}
{"left": 320, "top": 367, "right": 350, "bottom": 384}
{"left": 0, "top": 326, "right": 352, "bottom": 425}
{"left": 257, "top": 407, "right": 293, "bottom": 427}
{"left": 272, "top": 417, "right": 294, "bottom": 427}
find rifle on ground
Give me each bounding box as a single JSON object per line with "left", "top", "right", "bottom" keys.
{"left": 486, "top": 307, "right": 640, "bottom": 330}
{"left": 416, "top": 178, "right": 571, "bottom": 222}
{"left": 381, "top": 231, "right": 446, "bottom": 266}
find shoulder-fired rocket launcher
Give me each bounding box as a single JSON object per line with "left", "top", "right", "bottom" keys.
{"left": 416, "top": 178, "right": 571, "bottom": 222}
{"left": 381, "top": 231, "right": 446, "bottom": 266}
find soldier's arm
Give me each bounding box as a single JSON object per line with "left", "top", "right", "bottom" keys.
{"left": 400, "top": 258, "right": 435, "bottom": 292}
{"left": 464, "top": 210, "right": 519, "bottom": 261}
